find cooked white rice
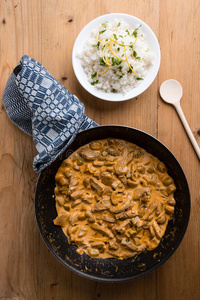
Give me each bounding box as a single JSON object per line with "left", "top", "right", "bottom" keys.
{"left": 77, "top": 19, "right": 154, "bottom": 94}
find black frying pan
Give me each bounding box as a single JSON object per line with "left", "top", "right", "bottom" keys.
{"left": 35, "top": 125, "right": 190, "bottom": 282}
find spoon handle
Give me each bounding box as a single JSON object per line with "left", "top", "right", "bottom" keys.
{"left": 174, "top": 103, "right": 200, "bottom": 160}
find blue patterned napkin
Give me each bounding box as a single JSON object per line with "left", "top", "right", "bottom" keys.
{"left": 3, "top": 55, "right": 98, "bottom": 173}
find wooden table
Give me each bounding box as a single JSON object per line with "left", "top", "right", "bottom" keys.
{"left": 0, "top": 1, "right": 199, "bottom": 299}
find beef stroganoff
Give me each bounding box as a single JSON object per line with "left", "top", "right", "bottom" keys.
{"left": 53, "top": 138, "right": 176, "bottom": 259}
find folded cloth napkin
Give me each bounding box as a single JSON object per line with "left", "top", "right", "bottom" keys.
{"left": 3, "top": 55, "right": 98, "bottom": 173}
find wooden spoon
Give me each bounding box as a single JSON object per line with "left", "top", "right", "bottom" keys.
{"left": 160, "top": 79, "right": 200, "bottom": 160}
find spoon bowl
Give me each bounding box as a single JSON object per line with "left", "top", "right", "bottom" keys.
{"left": 160, "top": 79, "right": 183, "bottom": 104}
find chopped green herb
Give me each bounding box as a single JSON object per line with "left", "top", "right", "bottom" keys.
{"left": 111, "top": 57, "right": 122, "bottom": 66}
{"left": 132, "top": 24, "right": 142, "bottom": 38}
{"left": 99, "top": 57, "right": 106, "bottom": 66}
{"left": 117, "top": 22, "right": 121, "bottom": 27}
{"left": 113, "top": 33, "right": 118, "bottom": 40}
{"left": 119, "top": 35, "right": 123, "bottom": 38}
{"left": 112, "top": 89, "right": 117, "bottom": 93}
{"left": 102, "top": 23, "right": 107, "bottom": 28}
{"left": 129, "top": 45, "right": 133, "bottom": 49}
{"left": 136, "top": 77, "right": 144, "bottom": 80}
{"left": 91, "top": 72, "right": 97, "bottom": 79}
{"left": 125, "top": 29, "right": 130, "bottom": 35}
{"left": 92, "top": 41, "right": 100, "bottom": 49}
{"left": 118, "top": 66, "right": 122, "bottom": 72}
{"left": 117, "top": 47, "right": 120, "bottom": 51}
{"left": 99, "top": 29, "right": 106, "bottom": 34}
{"left": 133, "top": 50, "right": 141, "bottom": 60}
{"left": 118, "top": 73, "right": 125, "bottom": 79}
{"left": 105, "top": 89, "right": 108, "bottom": 93}
{"left": 127, "top": 65, "right": 134, "bottom": 74}
{"left": 91, "top": 80, "right": 99, "bottom": 85}
{"left": 112, "top": 69, "right": 117, "bottom": 74}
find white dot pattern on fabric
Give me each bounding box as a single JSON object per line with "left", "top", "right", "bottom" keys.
{"left": 3, "top": 55, "right": 98, "bottom": 173}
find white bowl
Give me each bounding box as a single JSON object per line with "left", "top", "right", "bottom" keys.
{"left": 72, "top": 13, "right": 161, "bottom": 102}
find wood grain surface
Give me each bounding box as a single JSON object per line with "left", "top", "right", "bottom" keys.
{"left": 0, "top": 0, "right": 199, "bottom": 299}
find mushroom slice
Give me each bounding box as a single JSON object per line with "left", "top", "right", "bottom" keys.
{"left": 89, "top": 141, "right": 102, "bottom": 150}
{"left": 127, "top": 179, "right": 139, "bottom": 188}
{"left": 69, "top": 213, "right": 79, "bottom": 226}
{"left": 56, "top": 195, "right": 66, "bottom": 206}
{"left": 79, "top": 148, "right": 100, "bottom": 161}
{"left": 157, "top": 161, "right": 167, "bottom": 173}
{"left": 167, "top": 185, "right": 176, "bottom": 195}
{"left": 87, "top": 248, "right": 99, "bottom": 257}
{"left": 121, "top": 238, "right": 138, "bottom": 252}
{"left": 67, "top": 225, "right": 78, "bottom": 235}
{"left": 69, "top": 177, "right": 79, "bottom": 187}
{"left": 165, "top": 205, "right": 175, "bottom": 215}
{"left": 53, "top": 214, "right": 69, "bottom": 226}
{"left": 73, "top": 162, "right": 80, "bottom": 171}
{"left": 78, "top": 212, "right": 86, "bottom": 221}
{"left": 106, "top": 147, "right": 119, "bottom": 156}
{"left": 110, "top": 191, "right": 123, "bottom": 206}
{"left": 121, "top": 147, "right": 134, "bottom": 164}
{"left": 78, "top": 226, "right": 88, "bottom": 238}
{"left": 157, "top": 213, "right": 166, "bottom": 224}
{"left": 114, "top": 159, "right": 128, "bottom": 175}
{"left": 162, "top": 175, "right": 174, "bottom": 186}
{"left": 86, "top": 163, "right": 98, "bottom": 174}
{"left": 93, "top": 160, "right": 104, "bottom": 167}
{"left": 167, "top": 198, "right": 176, "bottom": 206}
{"left": 126, "top": 228, "right": 137, "bottom": 237}
{"left": 83, "top": 177, "right": 90, "bottom": 188}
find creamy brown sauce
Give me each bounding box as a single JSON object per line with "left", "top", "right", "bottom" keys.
{"left": 53, "top": 138, "right": 176, "bottom": 259}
